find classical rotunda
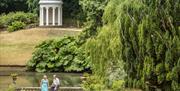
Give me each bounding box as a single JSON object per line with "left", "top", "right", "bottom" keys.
{"left": 39, "top": 0, "right": 63, "bottom": 26}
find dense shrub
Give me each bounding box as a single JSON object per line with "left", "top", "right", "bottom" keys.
{"left": 82, "top": 76, "right": 125, "bottom": 91}
{"left": 112, "top": 80, "right": 125, "bottom": 91}
{"left": 7, "top": 21, "right": 26, "bottom": 32}
{"left": 27, "top": 36, "right": 90, "bottom": 72}
{"left": 0, "top": 12, "right": 37, "bottom": 28}
{"left": 6, "top": 84, "right": 16, "bottom": 91}
{"left": 82, "top": 75, "right": 106, "bottom": 91}
{"left": 0, "top": 12, "right": 37, "bottom": 32}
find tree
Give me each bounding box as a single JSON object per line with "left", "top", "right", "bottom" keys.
{"left": 0, "top": 0, "right": 28, "bottom": 14}
{"left": 78, "top": 0, "right": 109, "bottom": 44}
{"left": 26, "top": 0, "right": 39, "bottom": 13}
{"left": 114, "top": 0, "right": 180, "bottom": 90}
{"left": 85, "top": 0, "right": 180, "bottom": 90}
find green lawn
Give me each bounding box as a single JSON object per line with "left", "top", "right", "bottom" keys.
{"left": 0, "top": 28, "right": 81, "bottom": 65}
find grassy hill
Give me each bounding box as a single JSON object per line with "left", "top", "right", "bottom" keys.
{"left": 0, "top": 28, "right": 81, "bottom": 66}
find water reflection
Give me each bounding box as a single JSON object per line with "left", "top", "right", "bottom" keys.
{"left": 0, "top": 72, "right": 82, "bottom": 91}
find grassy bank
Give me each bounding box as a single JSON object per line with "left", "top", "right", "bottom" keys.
{"left": 0, "top": 28, "right": 81, "bottom": 65}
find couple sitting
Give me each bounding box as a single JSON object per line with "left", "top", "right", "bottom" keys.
{"left": 41, "top": 75, "right": 60, "bottom": 91}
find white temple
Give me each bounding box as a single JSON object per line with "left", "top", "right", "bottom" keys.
{"left": 39, "top": 0, "right": 63, "bottom": 26}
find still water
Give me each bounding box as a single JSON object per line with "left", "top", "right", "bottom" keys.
{"left": 0, "top": 67, "right": 82, "bottom": 91}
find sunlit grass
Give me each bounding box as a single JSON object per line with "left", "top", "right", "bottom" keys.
{"left": 0, "top": 28, "right": 81, "bottom": 65}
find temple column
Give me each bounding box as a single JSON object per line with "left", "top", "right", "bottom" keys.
{"left": 46, "top": 7, "right": 49, "bottom": 26}
{"left": 39, "top": 7, "right": 41, "bottom": 26}
{"left": 42, "top": 7, "right": 44, "bottom": 25}
{"left": 60, "top": 6, "right": 62, "bottom": 25}
{"left": 39, "top": 7, "right": 44, "bottom": 26}
{"left": 58, "top": 6, "right": 60, "bottom": 26}
{"left": 52, "top": 7, "right": 55, "bottom": 26}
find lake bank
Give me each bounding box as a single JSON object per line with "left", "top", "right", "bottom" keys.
{"left": 0, "top": 67, "right": 82, "bottom": 91}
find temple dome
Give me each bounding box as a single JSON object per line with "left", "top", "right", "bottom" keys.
{"left": 39, "top": 0, "right": 63, "bottom": 4}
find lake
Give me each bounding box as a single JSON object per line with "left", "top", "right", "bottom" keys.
{"left": 0, "top": 67, "right": 82, "bottom": 91}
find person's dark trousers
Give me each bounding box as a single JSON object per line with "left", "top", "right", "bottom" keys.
{"left": 51, "top": 86, "right": 55, "bottom": 91}
{"left": 55, "top": 85, "right": 59, "bottom": 91}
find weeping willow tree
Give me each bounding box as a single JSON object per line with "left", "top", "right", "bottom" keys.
{"left": 85, "top": 25, "right": 126, "bottom": 89}
{"left": 115, "top": 0, "right": 180, "bottom": 90}
{"left": 84, "top": 0, "right": 126, "bottom": 88}
{"left": 86, "top": 0, "right": 180, "bottom": 90}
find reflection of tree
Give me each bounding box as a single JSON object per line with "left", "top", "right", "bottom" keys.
{"left": 25, "top": 72, "right": 42, "bottom": 87}
{"left": 23, "top": 72, "right": 81, "bottom": 87}
{"left": 26, "top": 73, "right": 53, "bottom": 87}
{"left": 60, "top": 74, "right": 81, "bottom": 87}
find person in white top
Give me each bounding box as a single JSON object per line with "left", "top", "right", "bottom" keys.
{"left": 51, "top": 75, "right": 60, "bottom": 91}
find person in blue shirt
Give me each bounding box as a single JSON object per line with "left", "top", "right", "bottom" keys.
{"left": 41, "top": 75, "right": 49, "bottom": 91}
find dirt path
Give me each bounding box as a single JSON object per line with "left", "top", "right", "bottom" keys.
{"left": 0, "top": 28, "right": 81, "bottom": 66}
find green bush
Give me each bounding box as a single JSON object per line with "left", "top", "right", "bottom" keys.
{"left": 82, "top": 75, "right": 106, "bottom": 91}
{"left": 0, "top": 19, "right": 3, "bottom": 28}
{"left": 7, "top": 21, "right": 26, "bottom": 32}
{"left": 0, "top": 12, "right": 37, "bottom": 28}
{"left": 112, "top": 80, "right": 124, "bottom": 91}
{"left": 27, "top": 36, "right": 90, "bottom": 72}
{"left": 6, "top": 84, "right": 16, "bottom": 91}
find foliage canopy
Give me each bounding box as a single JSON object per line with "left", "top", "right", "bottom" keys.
{"left": 27, "top": 36, "right": 90, "bottom": 72}
{"left": 85, "top": 0, "right": 180, "bottom": 90}
{"left": 0, "top": 0, "right": 28, "bottom": 14}
{"left": 0, "top": 12, "right": 37, "bottom": 31}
